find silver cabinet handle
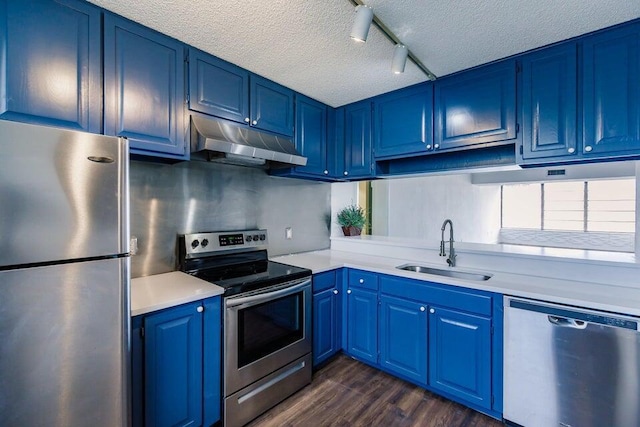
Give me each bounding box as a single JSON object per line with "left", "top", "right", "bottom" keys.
{"left": 333, "top": 289, "right": 339, "bottom": 295}
{"left": 359, "top": 278, "right": 364, "bottom": 284}
{"left": 429, "top": 308, "right": 435, "bottom": 314}
{"left": 197, "top": 306, "right": 204, "bottom": 313}
{"left": 434, "top": 143, "right": 440, "bottom": 149}
{"left": 252, "top": 120, "right": 258, "bottom": 125}
{"left": 323, "top": 170, "right": 329, "bottom": 175}
{"left": 426, "top": 144, "right": 432, "bottom": 149}
{"left": 585, "top": 145, "right": 593, "bottom": 152}
{"left": 343, "top": 171, "right": 349, "bottom": 176}
{"left": 568, "top": 147, "right": 575, "bottom": 154}
{"left": 347, "top": 289, "right": 352, "bottom": 294}
{"left": 420, "top": 306, "right": 426, "bottom": 312}
{"left": 244, "top": 117, "right": 250, "bottom": 123}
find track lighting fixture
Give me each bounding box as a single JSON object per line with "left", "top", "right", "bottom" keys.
{"left": 347, "top": 0, "right": 436, "bottom": 79}
{"left": 350, "top": 5, "right": 374, "bottom": 42}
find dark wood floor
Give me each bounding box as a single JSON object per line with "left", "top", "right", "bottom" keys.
{"left": 247, "top": 354, "right": 503, "bottom": 427}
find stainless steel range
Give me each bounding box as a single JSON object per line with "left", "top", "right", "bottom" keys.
{"left": 178, "top": 230, "right": 312, "bottom": 427}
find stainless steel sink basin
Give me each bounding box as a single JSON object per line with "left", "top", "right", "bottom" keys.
{"left": 396, "top": 264, "right": 492, "bottom": 281}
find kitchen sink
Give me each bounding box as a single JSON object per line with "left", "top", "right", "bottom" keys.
{"left": 396, "top": 264, "right": 492, "bottom": 281}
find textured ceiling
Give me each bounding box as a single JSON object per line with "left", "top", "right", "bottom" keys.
{"left": 88, "top": 0, "right": 640, "bottom": 108}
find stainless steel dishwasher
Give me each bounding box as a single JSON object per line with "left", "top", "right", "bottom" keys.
{"left": 504, "top": 296, "right": 640, "bottom": 427}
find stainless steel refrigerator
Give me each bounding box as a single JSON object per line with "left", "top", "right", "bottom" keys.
{"left": 0, "top": 120, "right": 130, "bottom": 426}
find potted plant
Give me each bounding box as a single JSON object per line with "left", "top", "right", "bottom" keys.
{"left": 337, "top": 204, "right": 366, "bottom": 236}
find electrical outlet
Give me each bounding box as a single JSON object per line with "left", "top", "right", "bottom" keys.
{"left": 130, "top": 236, "right": 138, "bottom": 255}
{"left": 285, "top": 227, "right": 293, "bottom": 240}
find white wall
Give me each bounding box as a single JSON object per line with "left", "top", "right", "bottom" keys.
{"left": 370, "top": 174, "right": 501, "bottom": 244}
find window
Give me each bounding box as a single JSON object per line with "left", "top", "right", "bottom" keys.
{"left": 500, "top": 178, "right": 636, "bottom": 252}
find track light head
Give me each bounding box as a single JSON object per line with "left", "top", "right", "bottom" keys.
{"left": 350, "top": 5, "right": 374, "bottom": 43}
{"left": 391, "top": 44, "right": 409, "bottom": 74}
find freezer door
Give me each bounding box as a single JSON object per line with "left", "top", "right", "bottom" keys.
{"left": 0, "top": 257, "right": 130, "bottom": 427}
{"left": 0, "top": 120, "right": 129, "bottom": 267}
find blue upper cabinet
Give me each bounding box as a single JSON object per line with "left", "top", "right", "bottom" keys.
{"left": 342, "top": 100, "right": 373, "bottom": 179}
{"left": 144, "top": 301, "right": 203, "bottom": 427}
{"left": 434, "top": 60, "right": 517, "bottom": 151}
{"left": 104, "top": 14, "right": 186, "bottom": 160}
{"left": 374, "top": 83, "right": 433, "bottom": 159}
{"left": 187, "top": 49, "right": 293, "bottom": 137}
{"left": 429, "top": 306, "right": 492, "bottom": 411}
{"left": 379, "top": 295, "right": 428, "bottom": 386}
{"left": 0, "top": 0, "right": 101, "bottom": 133}
{"left": 294, "top": 95, "right": 329, "bottom": 177}
{"left": 521, "top": 44, "right": 578, "bottom": 162}
{"left": 583, "top": 23, "right": 640, "bottom": 158}
{"left": 188, "top": 48, "right": 249, "bottom": 124}
{"left": 250, "top": 75, "right": 294, "bottom": 136}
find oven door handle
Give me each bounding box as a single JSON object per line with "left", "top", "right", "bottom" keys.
{"left": 225, "top": 278, "right": 311, "bottom": 308}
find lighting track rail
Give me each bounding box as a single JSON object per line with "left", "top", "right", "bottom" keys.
{"left": 348, "top": 0, "right": 437, "bottom": 80}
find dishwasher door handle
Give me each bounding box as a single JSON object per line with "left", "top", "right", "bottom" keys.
{"left": 548, "top": 315, "right": 588, "bottom": 329}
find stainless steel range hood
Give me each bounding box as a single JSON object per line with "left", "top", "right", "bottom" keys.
{"left": 190, "top": 116, "right": 307, "bottom": 168}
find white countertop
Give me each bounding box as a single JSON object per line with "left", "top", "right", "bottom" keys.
{"left": 271, "top": 249, "right": 640, "bottom": 316}
{"left": 131, "top": 271, "right": 224, "bottom": 316}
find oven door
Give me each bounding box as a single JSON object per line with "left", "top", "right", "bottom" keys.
{"left": 224, "top": 277, "right": 311, "bottom": 395}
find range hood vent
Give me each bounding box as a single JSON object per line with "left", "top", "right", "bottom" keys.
{"left": 190, "top": 116, "right": 307, "bottom": 168}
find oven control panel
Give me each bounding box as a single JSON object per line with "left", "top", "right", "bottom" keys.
{"left": 183, "top": 229, "right": 268, "bottom": 256}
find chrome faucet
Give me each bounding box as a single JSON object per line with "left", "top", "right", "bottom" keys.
{"left": 440, "top": 219, "right": 456, "bottom": 267}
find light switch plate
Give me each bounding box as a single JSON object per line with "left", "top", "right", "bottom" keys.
{"left": 285, "top": 227, "right": 293, "bottom": 240}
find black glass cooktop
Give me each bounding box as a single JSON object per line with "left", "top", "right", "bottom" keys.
{"left": 183, "top": 250, "right": 311, "bottom": 297}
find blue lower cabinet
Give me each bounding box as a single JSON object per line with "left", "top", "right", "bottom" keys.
{"left": 134, "top": 296, "right": 222, "bottom": 427}
{"left": 346, "top": 287, "right": 378, "bottom": 364}
{"left": 131, "top": 315, "right": 144, "bottom": 427}
{"left": 313, "top": 287, "right": 340, "bottom": 366}
{"left": 145, "top": 301, "right": 203, "bottom": 427}
{"left": 203, "top": 297, "right": 222, "bottom": 426}
{"left": 379, "top": 295, "right": 427, "bottom": 386}
{"left": 428, "top": 306, "right": 492, "bottom": 411}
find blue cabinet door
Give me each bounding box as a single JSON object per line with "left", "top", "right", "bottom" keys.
{"left": 145, "top": 302, "right": 203, "bottom": 427}
{"left": 131, "top": 315, "right": 144, "bottom": 427}
{"left": 434, "top": 60, "right": 517, "bottom": 151}
{"left": 343, "top": 100, "right": 373, "bottom": 178}
{"left": 104, "top": 14, "right": 186, "bottom": 160}
{"left": 313, "top": 288, "right": 340, "bottom": 366}
{"left": 0, "top": 0, "right": 101, "bottom": 132}
{"left": 203, "top": 297, "right": 221, "bottom": 426}
{"left": 374, "top": 83, "right": 433, "bottom": 159}
{"left": 429, "top": 306, "right": 491, "bottom": 410}
{"left": 329, "top": 106, "right": 346, "bottom": 178}
{"left": 295, "top": 94, "right": 329, "bottom": 177}
{"left": 250, "top": 75, "right": 294, "bottom": 136}
{"left": 583, "top": 23, "right": 640, "bottom": 157}
{"left": 346, "top": 287, "right": 378, "bottom": 364}
{"left": 379, "top": 295, "right": 427, "bottom": 386}
{"left": 521, "top": 44, "right": 578, "bottom": 161}
{"left": 188, "top": 48, "right": 249, "bottom": 124}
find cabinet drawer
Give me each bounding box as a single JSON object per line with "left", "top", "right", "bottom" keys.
{"left": 348, "top": 269, "right": 378, "bottom": 291}
{"left": 313, "top": 270, "right": 337, "bottom": 293}
{"left": 379, "top": 275, "right": 492, "bottom": 316}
